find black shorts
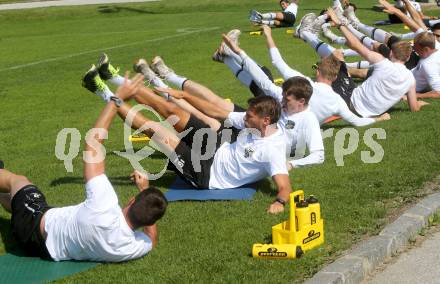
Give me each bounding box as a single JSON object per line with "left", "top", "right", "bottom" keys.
{"left": 331, "top": 62, "right": 356, "bottom": 106}
{"left": 405, "top": 50, "right": 420, "bottom": 70}
{"left": 281, "top": 12, "right": 296, "bottom": 26}
{"left": 11, "top": 185, "right": 52, "bottom": 258}
{"left": 169, "top": 115, "right": 240, "bottom": 188}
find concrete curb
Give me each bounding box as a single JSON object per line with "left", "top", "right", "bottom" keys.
{"left": 305, "top": 192, "right": 440, "bottom": 284}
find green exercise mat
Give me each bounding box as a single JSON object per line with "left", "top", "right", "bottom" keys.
{"left": 0, "top": 252, "right": 99, "bottom": 284}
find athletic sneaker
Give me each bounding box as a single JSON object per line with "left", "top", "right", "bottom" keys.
{"left": 150, "top": 56, "right": 174, "bottom": 78}
{"left": 96, "top": 53, "right": 120, "bottom": 81}
{"left": 212, "top": 29, "right": 241, "bottom": 62}
{"left": 0, "top": 160, "right": 4, "bottom": 169}
{"left": 249, "top": 10, "right": 263, "bottom": 24}
{"left": 133, "top": 58, "right": 158, "bottom": 83}
{"left": 343, "top": 5, "right": 361, "bottom": 28}
{"left": 82, "top": 65, "right": 107, "bottom": 93}
{"left": 310, "top": 15, "right": 328, "bottom": 35}
{"left": 295, "top": 13, "right": 317, "bottom": 38}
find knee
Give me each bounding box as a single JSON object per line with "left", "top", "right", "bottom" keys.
{"left": 11, "top": 175, "right": 32, "bottom": 189}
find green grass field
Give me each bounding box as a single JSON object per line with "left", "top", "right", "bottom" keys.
{"left": 1, "top": 0, "right": 440, "bottom": 282}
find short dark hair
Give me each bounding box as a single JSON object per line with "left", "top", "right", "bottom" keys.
{"left": 432, "top": 23, "right": 440, "bottom": 31}
{"left": 279, "top": 0, "right": 290, "bottom": 5}
{"left": 128, "top": 187, "right": 167, "bottom": 228}
{"left": 282, "top": 76, "right": 313, "bottom": 104}
{"left": 247, "top": 96, "right": 281, "bottom": 124}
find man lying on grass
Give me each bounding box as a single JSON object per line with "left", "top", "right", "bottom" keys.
{"left": 82, "top": 66, "right": 293, "bottom": 214}
{"left": 0, "top": 75, "right": 167, "bottom": 261}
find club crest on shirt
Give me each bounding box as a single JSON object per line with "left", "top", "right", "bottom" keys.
{"left": 244, "top": 147, "right": 254, "bottom": 158}
{"left": 285, "top": 120, "right": 295, "bottom": 129}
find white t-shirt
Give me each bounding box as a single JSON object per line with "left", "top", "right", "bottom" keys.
{"left": 208, "top": 112, "right": 288, "bottom": 189}
{"left": 351, "top": 59, "right": 415, "bottom": 117}
{"left": 412, "top": 49, "right": 440, "bottom": 92}
{"left": 278, "top": 107, "right": 325, "bottom": 168}
{"left": 44, "top": 174, "right": 152, "bottom": 262}
{"left": 309, "top": 82, "right": 376, "bottom": 126}
{"left": 284, "top": 3, "right": 298, "bottom": 15}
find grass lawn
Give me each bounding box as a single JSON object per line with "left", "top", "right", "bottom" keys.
{"left": 0, "top": 0, "right": 439, "bottom": 282}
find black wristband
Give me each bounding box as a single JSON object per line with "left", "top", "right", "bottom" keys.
{"left": 274, "top": 197, "right": 286, "bottom": 206}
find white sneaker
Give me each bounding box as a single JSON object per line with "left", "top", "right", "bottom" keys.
{"left": 133, "top": 58, "right": 157, "bottom": 83}
{"left": 150, "top": 56, "right": 174, "bottom": 78}
{"left": 212, "top": 29, "right": 241, "bottom": 62}
{"left": 249, "top": 10, "right": 263, "bottom": 24}
{"left": 295, "top": 13, "right": 317, "bottom": 38}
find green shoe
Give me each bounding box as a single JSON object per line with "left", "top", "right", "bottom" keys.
{"left": 96, "top": 53, "right": 120, "bottom": 80}
{"left": 82, "top": 65, "right": 107, "bottom": 93}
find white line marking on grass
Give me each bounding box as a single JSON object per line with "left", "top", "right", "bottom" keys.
{"left": 0, "top": 27, "right": 220, "bottom": 73}
{"left": 0, "top": 0, "right": 160, "bottom": 11}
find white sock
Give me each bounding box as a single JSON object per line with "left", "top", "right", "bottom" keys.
{"left": 334, "top": 37, "right": 347, "bottom": 45}
{"left": 96, "top": 85, "right": 114, "bottom": 102}
{"left": 333, "top": 0, "right": 343, "bottom": 10}
{"left": 262, "top": 12, "right": 276, "bottom": 20}
{"left": 347, "top": 25, "right": 375, "bottom": 50}
{"left": 357, "top": 23, "right": 389, "bottom": 43}
{"left": 346, "top": 61, "right": 370, "bottom": 69}
{"left": 224, "top": 56, "right": 252, "bottom": 87}
{"left": 148, "top": 77, "right": 170, "bottom": 99}
{"left": 261, "top": 20, "right": 276, "bottom": 26}
{"left": 108, "top": 75, "right": 125, "bottom": 86}
{"left": 302, "top": 31, "right": 335, "bottom": 58}
{"left": 429, "top": 19, "right": 440, "bottom": 26}
{"left": 400, "top": 32, "right": 416, "bottom": 40}
{"left": 165, "top": 73, "right": 187, "bottom": 90}
{"left": 342, "top": 49, "right": 359, "bottom": 57}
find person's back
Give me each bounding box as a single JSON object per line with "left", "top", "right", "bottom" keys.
{"left": 351, "top": 59, "right": 414, "bottom": 117}
{"left": 44, "top": 175, "right": 152, "bottom": 262}
{"left": 413, "top": 48, "right": 440, "bottom": 92}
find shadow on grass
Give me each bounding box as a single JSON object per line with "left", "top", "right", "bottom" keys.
{"left": 50, "top": 176, "right": 134, "bottom": 187}
{"left": 97, "top": 5, "right": 157, "bottom": 14}
{"left": 0, "top": 217, "right": 25, "bottom": 256}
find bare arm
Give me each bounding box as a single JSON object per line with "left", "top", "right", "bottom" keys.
{"left": 417, "top": 90, "right": 440, "bottom": 99}
{"left": 267, "top": 174, "right": 292, "bottom": 214}
{"left": 406, "top": 83, "right": 428, "bottom": 111}
{"left": 327, "top": 8, "right": 384, "bottom": 64}
{"left": 143, "top": 224, "right": 158, "bottom": 248}
{"left": 402, "top": 0, "right": 427, "bottom": 30}
{"left": 156, "top": 87, "right": 230, "bottom": 120}
{"left": 262, "top": 25, "right": 276, "bottom": 49}
{"left": 379, "top": 0, "right": 426, "bottom": 33}
{"left": 83, "top": 74, "right": 144, "bottom": 182}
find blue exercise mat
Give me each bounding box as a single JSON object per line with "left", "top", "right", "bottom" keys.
{"left": 164, "top": 177, "right": 256, "bottom": 201}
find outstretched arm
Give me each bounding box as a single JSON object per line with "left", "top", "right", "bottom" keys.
{"left": 327, "top": 8, "right": 384, "bottom": 64}
{"left": 402, "top": 0, "right": 427, "bottom": 30}
{"left": 222, "top": 34, "right": 284, "bottom": 102}
{"left": 379, "top": 0, "right": 426, "bottom": 33}
{"left": 262, "top": 25, "right": 310, "bottom": 81}
{"left": 84, "top": 74, "right": 144, "bottom": 182}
